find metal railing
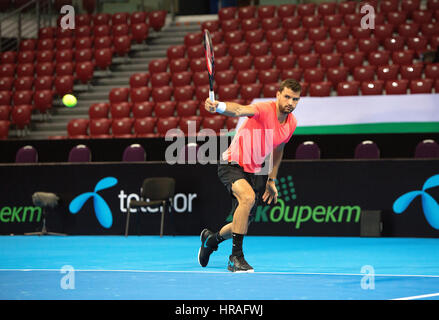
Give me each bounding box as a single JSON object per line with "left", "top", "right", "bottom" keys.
{"left": 0, "top": 0, "right": 54, "bottom": 52}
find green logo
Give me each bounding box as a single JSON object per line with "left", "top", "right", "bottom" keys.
{"left": 0, "top": 206, "right": 42, "bottom": 223}
{"left": 226, "top": 175, "right": 361, "bottom": 229}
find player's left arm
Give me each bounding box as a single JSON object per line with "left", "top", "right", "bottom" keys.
{"left": 262, "top": 143, "right": 285, "bottom": 204}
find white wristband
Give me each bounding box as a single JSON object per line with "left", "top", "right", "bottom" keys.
{"left": 216, "top": 102, "right": 226, "bottom": 114}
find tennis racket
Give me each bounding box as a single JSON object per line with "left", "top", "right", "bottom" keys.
{"left": 203, "top": 29, "right": 215, "bottom": 103}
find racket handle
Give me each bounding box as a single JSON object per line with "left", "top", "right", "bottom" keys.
{"left": 209, "top": 90, "right": 215, "bottom": 102}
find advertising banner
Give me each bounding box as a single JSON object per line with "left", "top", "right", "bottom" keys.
{"left": 0, "top": 160, "right": 438, "bottom": 237}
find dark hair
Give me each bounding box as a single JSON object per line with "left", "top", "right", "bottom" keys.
{"left": 279, "top": 79, "right": 302, "bottom": 93}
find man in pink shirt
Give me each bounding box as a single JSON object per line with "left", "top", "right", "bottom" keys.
{"left": 198, "top": 79, "right": 302, "bottom": 272}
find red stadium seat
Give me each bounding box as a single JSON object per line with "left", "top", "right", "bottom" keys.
{"left": 75, "top": 13, "right": 92, "bottom": 26}
{"left": 56, "top": 62, "right": 74, "bottom": 76}
{"left": 154, "top": 101, "right": 176, "bottom": 117}
{"left": 17, "top": 51, "right": 35, "bottom": 64}
{"left": 406, "top": 36, "right": 429, "bottom": 53}
{"left": 0, "top": 120, "right": 10, "bottom": 139}
{"left": 425, "top": 63, "right": 439, "bottom": 79}
{"left": 193, "top": 72, "right": 209, "bottom": 86}
{"left": 249, "top": 42, "right": 270, "bottom": 57}
{"left": 152, "top": 86, "right": 173, "bottom": 102}
{"left": 93, "top": 25, "right": 110, "bottom": 37}
{"left": 282, "top": 16, "right": 301, "bottom": 30}
{"left": 384, "top": 36, "right": 406, "bottom": 52}
{"left": 195, "top": 85, "right": 217, "bottom": 101}
{"left": 110, "top": 102, "right": 132, "bottom": 119}
{"left": 361, "top": 80, "right": 384, "bottom": 95}
{"left": 224, "top": 30, "right": 244, "bottom": 45}
{"left": 354, "top": 65, "right": 376, "bottom": 81}
{"left": 0, "top": 105, "right": 12, "bottom": 120}
{"left": 337, "top": 81, "right": 360, "bottom": 96}
{"left": 265, "top": 28, "right": 285, "bottom": 43}
{"left": 387, "top": 11, "right": 408, "bottom": 28}
{"left": 303, "top": 68, "right": 325, "bottom": 83}
{"left": 0, "top": 77, "right": 13, "bottom": 91}
{"left": 368, "top": 51, "right": 390, "bottom": 67}
{"left": 428, "top": 0, "right": 439, "bottom": 10}
{"left": 1, "top": 51, "right": 16, "bottom": 64}
{"left": 261, "top": 17, "right": 280, "bottom": 31}
{"left": 76, "top": 25, "right": 92, "bottom": 38}
{"left": 0, "top": 91, "right": 12, "bottom": 105}
{"left": 286, "top": 28, "right": 306, "bottom": 42}
{"left": 213, "top": 42, "right": 227, "bottom": 56}
{"left": 76, "top": 62, "right": 94, "bottom": 84}
{"left": 94, "top": 48, "right": 113, "bottom": 70}
{"left": 112, "top": 24, "right": 130, "bottom": 37}
{"left": 149, "top": 10, "right": 167, "bottom": 31}
{"left": 130, "top": 22, "right": 149, "bottom": 43}
{"left": 176, "top": 100, "right": 198, "bottom": 117}
{"left": 56, "top": 37, "right": 73, "bottom": 51}
{"left": 201, "top": 115, "right": 226, "bottom": 135}
{"left": 392, "top": 50, "right": 415, "bottom": 65}
{"left": 240, "top": 83, "right": 263, "bottom": 102}
{"left": 36, "top": 50, "right": 54, "bottom": 63}
{"left": 218, "top": 84, "right": 240, "bottom": 101}
{"left": 14, "top": 77, "right": 33, "bottom": 91}
{"left": 130, "top": 86, "right": 151, "bottom": 103}
{"left": 258, "top": 69, "right": 280, "bottom": 84}
{"left": 215, "top": 70, "right": 236, "bottom": 85}
{"left": 318, "top": 2, "right": 337, "bottom": 15}
{"left": 211, "top": 31, "right": 224, "bottom": 45}
{"left": 174, "top": 85, "right": 195, "bottom": 102}
{"left": 67, "top": 119, "right": 89, "bottom": 138}
{"left": 75, "top": 48, "right": 93, "bottom": 63}
{"left": 131, "top": 11, "right": 147, "bottom": 24}
{"left": 34, "top": 90, "right": 53, "bottom": 114}
{"left": 201, "top": 20, "right": 220, "bottom": 33}
{"left": 37, "top": 38, "right": 54, "bottom": 51}
{"left": 376, "top": 65, "right": 399, "bottom": 81}
{"left": 16, "top": 63, "right": 35, "bottom": 77}
{"left": 11, "top": 105, "right": 32, "bottom": 131}
{"left": 326, "top": 66, "right": 349, "bottom": 86}
{"left": 232, "top": 56, "right": 253, "bottom": 71}
{"left": 237, "top": 69, "right": 258, "bottom": 84}
{"left": 386, "top": 79, "right": 409, "bottom": 94}
{"left": 167, "top": 45, "right": 186, "bottom": 60}
{"left": 351, "top": 26, "right": 372, "bottom": 39}
{"left": 421, "top": 22, "right": 439, "bottom": 37}
{"left": 338, "top": 1, "right": 357, "bottom": 15}
{"left": 275, "top": 54, "right": 297, "bottom": 69}
{"left": 323, "top": 14, "right": 343, "bottom": 28}
{"left": 186, "top": 45, "right": 204, "bottom": 59}
{"left": 309, "top": 82, "right": 332, "bottom": 96}
{"left": 258, "top": 5, "right": 276, "bottom": 18}
{"left": 221, "top": 19, "right": 240, "bottom": 32}
{"left": 410, "top": 79, "right": 433, "bottom": 93}
{"left": 19, "top": 39, "right": 36, "bottom": 51}
{"left": 314, "top": 39, "right": 335, "bottom": 54}
{"left": 149, "top": 59, "right": 168, "bottom": 74}
{"left": 242, "top": 18, "right": 260, "bottom": 31}
{"left": 254, "top": 55, "right": 275, "bottom": 70}
{"left": 132, "top": 102, "right": 154, "bottom": 119}
{"left": 245, "top": 29, "right": 265, "bottom": 44}
{"left": 238, "top": 6, "right": 256, "bottom": 19}
{"left": 218, "top": 7, "right": 237, "bottom": 20}
{"left": 277, "top": 4, "right": 296, "bottom": 18}
{"left": 308, "top": 27, "right": 327, "bottom": 41}
{"left": 112, "top": 12, "right": 129, "bottom": 25}
{"left": 184, "top": 32, "right": 203, "bottom": 47}
{"left": 39, "top": 27, "right": 55, "bottom": 38}
{"left": 89, "top": 118, "right": 112, "bottom": 138}
{"left": 114, "top": 36, "right": 131, "bottom": 56}
{"left": 94, "top": 36, "right": 112, "bottom": 50}
{"left": 93, "top": 13, "right": 111, "bottom": 26}
{"left": 292, "top": 40, "right": 313, "bottom": 55}
{"left": 400, "top": 64, "right": 424, "bottom": 80}
{"left": 89, "top": 103, "right": 110, "bottom": 119}
{"left": 13, "top": 90, "right": 33, "bottom": 106}
{"left": 281, "top": 68, "right": 303, "bottom": 81}
{"left": 34, "top": 76, "right": 53, "bottom": 91}
{"left": 336, "top": 38, "right": 357, "bottom": 54}
{"left": 55, "top": 49, "right": 73, "bottom": 63}
{"left": 358, "top": 38, "right": 379, "bottom": 54}
{"left": 298, "top": 53, "right": 319, "bottom": 69}
{"left": 401, "top": 0, "right": 421, "bottom": 15}
{"left": 172, "top": 71, "right": 192, "bottom": 87}
{"left": 228, "top": 43, "right": 249, "bottom": 58}
{"left": 179, "top": 116, "right": 202, "bottom": 136}
{"left": 134, "top": 117, "right": 157, "bottom": 137}
{"left": 169, "top": 58, "right": 189, "bottom": 73}
{"left": 320, "top": 53, "right": 342, "bottom": 68}
{"left": 298, "top": 3, "right": 316, "bottom": 16}
{"left": 373, "top": 24, "right": 394, "bottom": 43}
{"left": 36, "top": 62, "right": 55, "bottom": 77}
{"left": 343, "top": 52, "right": 365, "bottom": 70}
{"left": 112, "top": 117, "right": 135, "bottom": 138}
{"left": 54, "top": 75, "right": 74, "bottom": 96}
{"left": 262, "top": 83, "right": 279, "bottom": 98}
{"left": 302, "top": 15, "right": 321, "bottom": 29}
{"left": 150, "top": 72, "right": 171, "bottom": 87}
{"left": 75, "top": 37, "right": 93, "bottom": 50}
{"left": 412, "top": 11, "right": 432, "bottom": 24}
{"left": 330, "top": 26, "right": 351, "bottom": 40}
{"left": 109, "top": 88, "right": 130, "bottom": 103}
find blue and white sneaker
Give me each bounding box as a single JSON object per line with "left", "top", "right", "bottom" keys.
{"left": 198, "top": 229, "right": 217, "bottom": 267}
{"left": 227, "top": 254, "right": 254, "bottom": 273}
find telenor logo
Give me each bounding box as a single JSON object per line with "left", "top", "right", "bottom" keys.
{"left": 69, "top": 177, "right": 118, "bottom": 228}
{"left": 393, "top": 174, "right": 439, "bottom": 230}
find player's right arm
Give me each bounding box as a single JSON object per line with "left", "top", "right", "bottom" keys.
{"left": 205, "top": 98, "right": 256, "bottom": 117}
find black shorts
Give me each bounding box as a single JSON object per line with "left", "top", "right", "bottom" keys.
{"left": 217, "top": 163, "right": 267, "bottom": 222}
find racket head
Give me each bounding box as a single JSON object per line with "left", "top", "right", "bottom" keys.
{"left": 203, "top": 29, "right": 215, "bottom": 79}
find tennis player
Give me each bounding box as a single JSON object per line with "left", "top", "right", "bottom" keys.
{"left": 198, "top": 79, "right": 302, "bottom": 272}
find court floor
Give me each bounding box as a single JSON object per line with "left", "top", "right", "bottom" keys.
{"left": 0, "top": 235, "right": 438, "bottom": 300}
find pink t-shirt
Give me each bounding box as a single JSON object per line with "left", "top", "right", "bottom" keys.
{"left": 222, "top": 100, "right": 297, "bottom": 173}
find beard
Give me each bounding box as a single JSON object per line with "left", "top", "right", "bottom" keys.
{"left": 280, "top": 104, "right": 294, "bottom": 114}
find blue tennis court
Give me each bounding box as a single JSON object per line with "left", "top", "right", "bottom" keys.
{"left": 0, "top": 235, "right": 438, "bottom": 300}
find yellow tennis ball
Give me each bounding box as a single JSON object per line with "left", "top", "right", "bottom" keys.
{"left": 62, "top": 94, "right": 77, "bottom": 108}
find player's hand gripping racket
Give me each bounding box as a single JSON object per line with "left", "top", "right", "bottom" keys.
{"left": 203, "top": 29, "right": 215, "bottom": 103}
